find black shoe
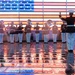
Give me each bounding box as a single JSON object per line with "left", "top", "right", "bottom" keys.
{"left": 36, "top": 42, "right": 39, "bottom": 44}
{"left": 53, "top": 42, "right": 57, "bottom": 43}
{"left": 65, "top": 68, "right": 74, "bottom": 74}
{"left": 44, "top": 42, "right": 48, "bottom": 44}
{"left": 62, "top": 42, "right": 66, "bottom": 43}
{"left": 27, "top": 42, "right": 30, "bottom": 44}
{"left": 68, "top": 50, "right": 73, "bottom": 53}
{"left": 19, "top": 42, "right": 22, "bottom": 44}
{"left": 36, "top": 54, "right": 39, "bottom": 57}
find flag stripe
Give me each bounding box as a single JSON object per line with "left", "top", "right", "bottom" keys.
{"left": 0, "top": 18, "right": 61, "bottom": 21}
{"left": 34, "top": 6, "right": 75, "bottom": 9}
{"left": 34, "top": 8, "right": 75, "bottom": 12}
{"left": 0, "top": 14, "right": 69, "bottom": 18}
{"left": 34, "top": 2, "right": 75, "bottom": 6}
{"left": 34, "top": 0, "right": 75, "bottom": 2}
{"left": 0, "top": 12, "right": 70, "bottom": 14}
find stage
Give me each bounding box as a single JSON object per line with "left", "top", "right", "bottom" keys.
{"left": 0, "top": 42, "right": 74, "bottom": 75}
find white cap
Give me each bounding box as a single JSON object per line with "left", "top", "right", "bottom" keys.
{"left": 68, "top": 10, "right": 74, "bottom": 13}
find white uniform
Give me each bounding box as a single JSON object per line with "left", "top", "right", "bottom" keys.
{"left": 52, "top": 23, "right": 58, "bottom": 43}
{"left": 34, "top": 25, "right": 40, "bottom": 43}
{"left": 43, "top": 24, "right": 49, "bottom": 43}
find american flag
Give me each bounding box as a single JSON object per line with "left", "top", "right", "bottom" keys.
{"left": 0, "top": 0, "right": 75, "bottom": 25}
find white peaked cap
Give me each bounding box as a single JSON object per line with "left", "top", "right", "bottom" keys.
{"left": 68, "top": 10, "right": 74, "bottom": 13}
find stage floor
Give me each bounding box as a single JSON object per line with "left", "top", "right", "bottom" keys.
{"left": 0, "top": 42, "right": 75, "bottom": 75}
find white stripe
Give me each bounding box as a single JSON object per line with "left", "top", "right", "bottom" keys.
{"left": 34, "top": 6, "right": 75, "bottom": 8}
{"left": 0, "top": 18, "right": 61, "bottom": 21}
{"left": 67, "top": 25, "right": 74, "bottom": 27}
{"left": 34, "top": 0, "right": 75, "bottom": 2}
{"left": 66, "top": 0, "right": 75, "bottom": 2}
{"left": 34, "top": 0, "right": 67, "bottom": 2}
{"left": 0, "top": 12, "right": 19, "bottom": 14}
{"left": 0, "top": 12, "right": 71, "bottom": 14}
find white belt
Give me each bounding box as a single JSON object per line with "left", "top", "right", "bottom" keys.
{"left": 67, "top": 25, "right": 74, "bottom": 27}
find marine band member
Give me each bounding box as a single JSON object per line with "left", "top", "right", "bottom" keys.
{"left": 43, "top": 23, "right": 50, "bottom": 43}
{"left": 9, "top": 21, "right": 15, "bottom": 43}
{"left": 17, "top": 22, "right": 23, "bottom": 43}
{"left": 14, "top": 25, "right": 18, "bottom": 42}
{"left": 52, "top": 21, "right": 58, "bottom": 43}
{"left": 25, "top": 20, "right": 32, "bottom": 43}
{"left": 34, "top": 22, "right": 40, "bottom": 43}
{"left": 6, "top": 23, "right": 10, "bottom": 42}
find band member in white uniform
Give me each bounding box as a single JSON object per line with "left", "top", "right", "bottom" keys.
{"left": 52, "top": 21, "right": 58, "bottom": 43}
{"left": 17, "top": 22, "right": 23, "bottom": 43}
{"left": 14, "top": 25, "right": 18, "bottom": 43}
{"left": 9, "top": 21, "right": 15, "bottom": 43}
{"left": 0, "top": 20, "right": 4, "bottom": 44}
{"left": 61, "top": 21, "right": 67, "bottom": 43}
{"left": 25, "top": 20, "right": 32, "bottom": 43}
{"left": 6, "top": 23, "right": 10, "bottom": 42}
{"left": 34, "top": 22, "right": 40, "bottom": 43}
{"left": 46, "top": 20, "right": 52, "bottom": 40}
{"left": 43, "top": 23, "right": 50, "bottom": 43}
{"left": 59, "top": 10, "right": 75, "bottom": 52}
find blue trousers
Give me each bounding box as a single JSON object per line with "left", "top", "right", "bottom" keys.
{"left": 66, "top": 33, "right": 75, "bottom": 50}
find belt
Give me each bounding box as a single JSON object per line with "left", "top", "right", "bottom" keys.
{"left": 67, "top": 25, "right": 74, "bottom": 27}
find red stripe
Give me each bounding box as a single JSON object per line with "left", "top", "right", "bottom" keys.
{"left": 34, "top": 8, "right": 75, "bottom": 12}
